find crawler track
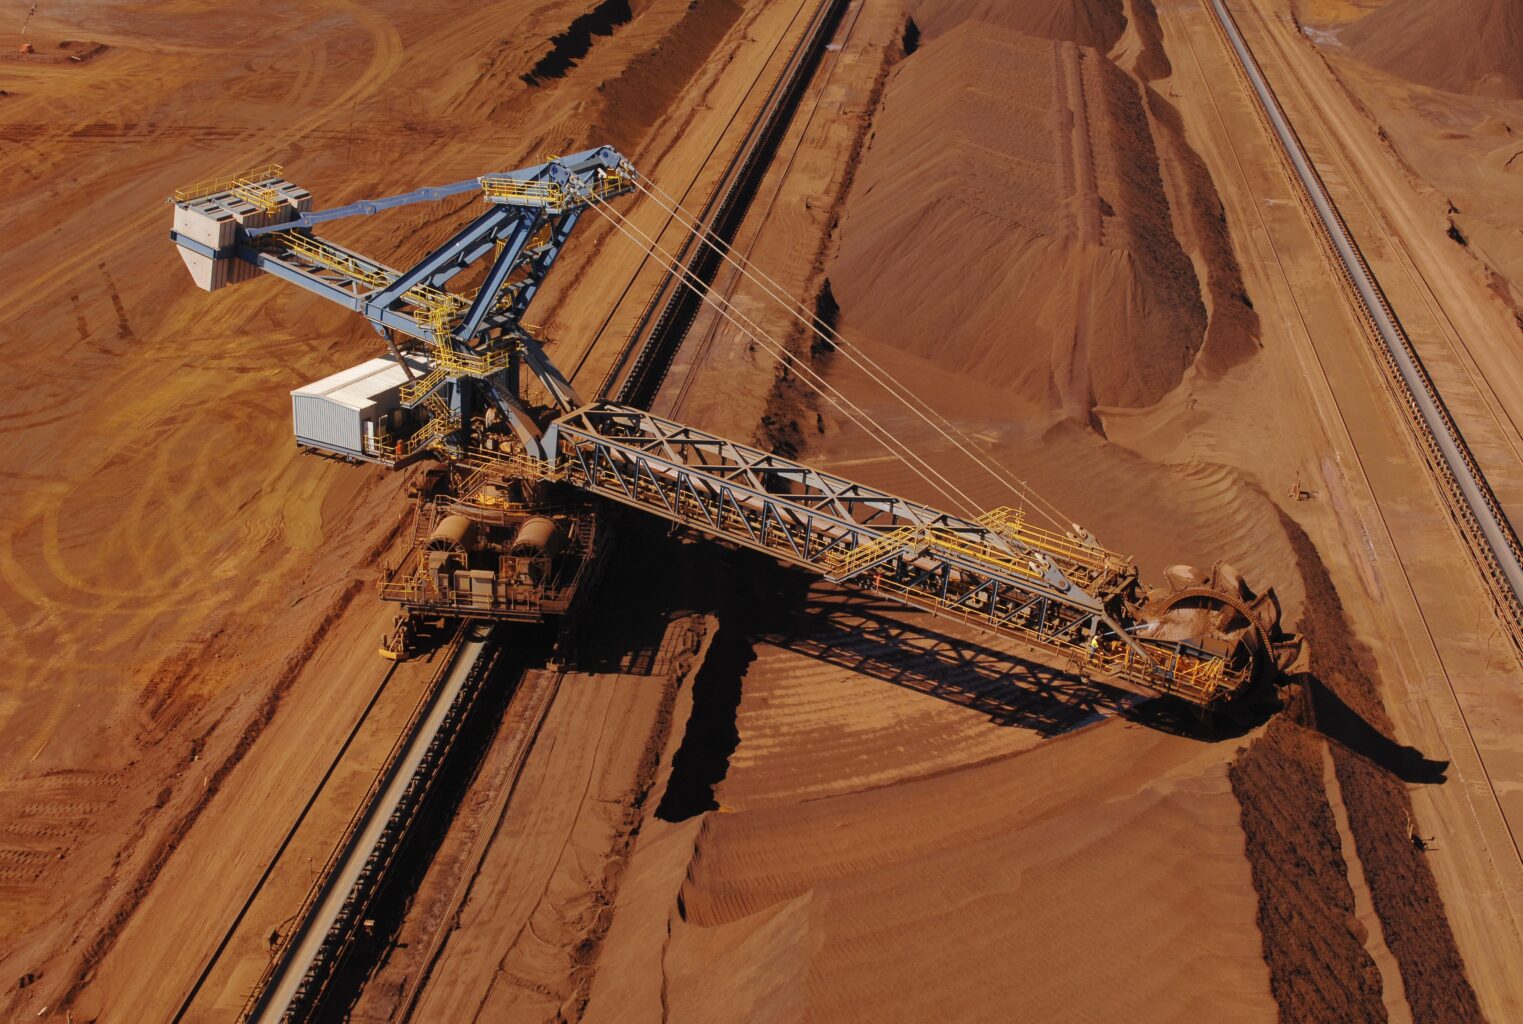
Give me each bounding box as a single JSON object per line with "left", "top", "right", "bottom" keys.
{"left": 1205, "top": 0, "right": 1523, "bottom": 650}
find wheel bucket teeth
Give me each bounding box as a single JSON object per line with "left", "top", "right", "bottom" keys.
{"left": 1271, "top": 635, "right": 1306, "bottom": 672}
{"left": 1163, "top": 564, "right": 1206, "bottom": 592}
{"left": 1214, "top": 561, "right": 1246, "bottom": 598}
{"left": 1245, "top": 587, "right": 1283, "bottom": 634}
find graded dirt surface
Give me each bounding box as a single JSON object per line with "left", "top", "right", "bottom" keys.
{"left": 0, "top": 0, "right": 825, "bottom": 1019}
{"left": 594, "top": 706, "right": 1274, "bottom": 1023}
{"left": 5, "top": 0, "right": 1523, "bottom": 1022}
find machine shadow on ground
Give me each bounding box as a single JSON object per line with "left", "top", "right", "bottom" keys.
{"left": 1303, "top": 674, "right": 1450, "bottom": 784}
{"left": 602, "top": 531, "right": 1280, "bottom": 824}
{"left": 759, "top": 590, "right": 1138, "bottom": 737}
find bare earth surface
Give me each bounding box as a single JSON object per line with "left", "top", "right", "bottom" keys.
{"left": 4, "top": 0, "right": 1523, "bottom": 1022}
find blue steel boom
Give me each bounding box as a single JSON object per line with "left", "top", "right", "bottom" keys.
{"left": 169, "top": 152, "right": 1296, "bottom": 712}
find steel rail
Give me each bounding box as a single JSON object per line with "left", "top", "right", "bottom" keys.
{"left": 668, "top": 0, "right": 870, "bottom": 420}
{"left": 1205, "top": 0, "right": 1523, "bottom": 649}
{"left": 238, "top": 625, "right": 499, "bottom": 1023}
{"left": 565, "top": 1, "right": 815, "bottom": 386}
{"left": 392, "top": 668, "right": 567, "bottom": 1023}
{"left": 599, "top": 0, "right": 851, "bottom": 407}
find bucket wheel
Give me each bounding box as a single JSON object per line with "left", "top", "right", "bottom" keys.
{"left": 1139, "top": 562, "right": 1301, "bottom": 686}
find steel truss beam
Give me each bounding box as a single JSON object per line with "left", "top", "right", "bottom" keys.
{"left": 547, "top": 402, "right": 1242, "bottom": 707}
{"left": 553, "top": 404, "right": 1096, "bottom": 592}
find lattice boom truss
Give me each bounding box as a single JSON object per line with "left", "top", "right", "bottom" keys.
{"left": 168, "top": 149, "right": 1255, "bottom": 711}
{"left": 548, "top": 403, "right": 1246, "bottom": 708}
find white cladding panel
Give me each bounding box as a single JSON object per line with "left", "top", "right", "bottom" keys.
{"left": 171, "top": 177, "right": 310, "bottom": 292}
{"left": 290, "top": 355, "right": 430, "bottom": 455}
{"left": 292, "top": 393, "right": 365, "bottom": 453}
{"left": 172, "top": 204, "right": 237, "bottom": 250}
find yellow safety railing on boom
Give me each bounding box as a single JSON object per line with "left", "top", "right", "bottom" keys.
{"left": 976, "top": 507, "right": 1123, "bottom": 576}
{"left": 583, "top": 170, "right": 633, "bottom": 201}
{"left": 478, "top": 177, "right": 569, "bottom": 207}
{"left": 408, "top": 286, "right": 467, "bottom": 322}
{"left": 478, "top": 169, "right": 632, "bottom": 209}
{"left": 828, "top": 527, "right": 918, "bottom": 579}
{"left": 924, "top": 524, "right": 1048, "bottom": 583}
{"left": 266, "top": 234, "right": 474, "bottom": 328}
{"left": 273, "top": 232, "right": 390, "bottom": 290}
{"left": 828, "top": 518, "right": 1068, "bottom": 586}
{"left": 859, "top": 571, "right": 1242, "bottom": 707}
{"left": 172, "top": 163, "right": 285, "bottom": 204}
{"left": 1088, "top": 636, "right": 1239, "bottom": 704}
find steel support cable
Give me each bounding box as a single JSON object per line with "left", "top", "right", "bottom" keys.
{"left": 630, "top": 174, "right": 1070, "bottom": 525}
{"left": 630, "top": 174, "right": 1076, "bottom": 531}
{"left": 583, "top": 194, "right": 977, "bottom": 514}
{"left": 579, "top": 195, "right": 982, "bottom": 515}
{"left": 587, "top": 194, "right": 994, "bottom": 517}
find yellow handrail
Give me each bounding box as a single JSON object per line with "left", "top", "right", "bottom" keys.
{"left": 458, "top": 447, "right": 562, "bottom": 482}
{"left": 976, "top": 506, "right": 1123, "bottom": 573}
{"left": 274, "top": 232, "right": 389, "bottom": 289}
{"left": 268, "top": 233, "right": 470, "bottom": 320}
{"left": 922, "top": 525, "right": 1047, "bottom": 582}
{"left": 173, "top": 163, "right": 285, "bottom": 204}
{"left": 828, "top": 526, "right": 918, "bottom": 578}
{"left": 366, "top": 412, "right": 461, "bottom": 462}
{"left": 479, "top": 177, "right": 568, "bottom": 206}
{"left": 398, "top": 365, "right": 450, "bottom": 405}
{"left": 830, "top": 518, "right": 1069, "bottom": 586}
{"left": 478, "top": 170, "right": 633, "bottom": 208}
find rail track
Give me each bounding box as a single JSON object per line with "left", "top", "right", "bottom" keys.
{"left": 199, "top": 3, "right": 857, "bottom": 1019}
{"left": 241, "top": 624, "right": 506, "bottom": 1022}
{"left": 1205, "top": 0, "right": 1523, "bottom": 653}
{"left": 565, "top": 0, "right": 814, "bottom": 386}
{"left": 599, "top": 0, "right": 852, "bottom": 407}
{"left": 1188, "top": 0, "right": 1523, "bottom": 906}
{"left": 667, "top": 0, "right": 870, "bottom": 418}
{"left": 391, "top": 667, "right": 566, "bottom": 1023}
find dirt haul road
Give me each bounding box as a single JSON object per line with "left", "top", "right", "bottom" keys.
{"left": 3, "top": 0, "right": 1521, "bottom": 1022}
{"left": 0, "top": 0, "right": 832, "bottom": 1020}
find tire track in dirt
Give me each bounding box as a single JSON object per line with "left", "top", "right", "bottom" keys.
{"left": 0, "top": 0, "right": 403, "bottom": 317}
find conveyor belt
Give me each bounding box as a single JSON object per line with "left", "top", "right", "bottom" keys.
{"left": 241, "top": 626, "right": 499, "bottom": 1023}
{"left": 1207, "top": 0, "right": 1523, "bottom": 646}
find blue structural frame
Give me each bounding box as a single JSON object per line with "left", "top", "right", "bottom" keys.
{"left": 168, "top": 150, "right": 1260, "bottom": 710}
{"left": 170, "top": 146, "right": 635, "bottom": 449}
